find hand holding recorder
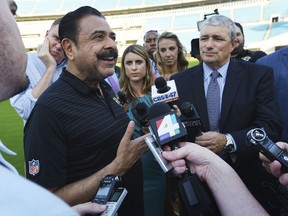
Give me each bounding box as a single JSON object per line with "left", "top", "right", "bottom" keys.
{"left": 247, "top": 128, "right": 288, "bottom": 187}
{"left": 91, "top": 175, "right": 127, "bottom": 216}
{"left": 246, "top": 128, "right": 288, "bottom": 172}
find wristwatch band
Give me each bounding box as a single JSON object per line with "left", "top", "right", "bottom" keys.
{"left": 224, "top": 134, "right": 235, "bottom": 153}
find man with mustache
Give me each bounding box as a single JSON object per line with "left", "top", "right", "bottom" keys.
{"left": 24, "top": 6, "right": 147, "bottom": 216}
{"left": 1, "top": 1, "right": 109, "bottom": 215}
{"left": 10, "top": 17, "right": 66, "bottom": 123}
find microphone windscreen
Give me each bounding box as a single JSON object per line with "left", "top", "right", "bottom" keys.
{"left": 136, "top": 102, "right": 147, "bottom": 116}
{"left": 117, "top": 91, "right": 127, "bottom": 103}
{"left": 148, "top": 102, "right": 171, "bottom": 119}
{"left": 155, "top": 77, "right": 171, "bottom": 93}
{"left": 180, "top": 102, "right": 195, "bottom": 117}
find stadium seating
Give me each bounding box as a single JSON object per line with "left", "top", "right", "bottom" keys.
{"left": 243, "top": 24, "right": 269, "bottom": 44}
{"left": 234, "top": 6, "right": 261, "bottom": 23}
{"left": 61, "top": 0, "right": 95, "bottom": 13}
{"left": 14, "top": 0, "right": 288, "bottom": 55}
{"left": 269, "top": 21, "right": 288, "bottom": 38}
{"left": 33, "top": 0, "right": 62, "bottom": 15}
{"left": 263, "top": 0, "right": 288, "bottom": 20}
{"left": 144, "top": 16, "right": 172, "bottom": 32}
{"left": 173, "top": 14, "right": 200, "bottom": 30}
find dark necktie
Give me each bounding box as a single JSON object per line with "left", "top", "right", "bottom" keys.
{"left": 207, "top": 70, "right": 221, "bottom": 131}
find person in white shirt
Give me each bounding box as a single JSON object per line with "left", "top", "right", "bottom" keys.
{"left": 10, "top": 17, "right": 66, "bottom": 123}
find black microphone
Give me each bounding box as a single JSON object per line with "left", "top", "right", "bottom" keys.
{"left": 148, "top": 102, "right": 187, "bottom": 149}
{"left": 151, "top": 77, "right": 179, "bottom": 108}
{"left": 155, "top": 77, "right": 171, "bottom": 93}
{"left": 180, "top": 102, "right": 203, "bottom": 142}
{"left": 148, "top": 102, "right": 219, "bottom": 216}
{"left": 132, "top": 102, "right": 149, "bottom": 127}
{"left": 117, "top": 91, "right": 128, "bottom": 106}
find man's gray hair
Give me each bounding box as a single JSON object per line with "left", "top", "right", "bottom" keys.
{"left": 200, "top": 15, "right": 236, "bottom": 42}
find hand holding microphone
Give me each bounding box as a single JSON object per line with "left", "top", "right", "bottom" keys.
{"left": 145, "top": 102, "right": 218, "bottom": 215}
{"left": 144, "top": 102, "right": 186, "bottom": 172}
{"left": 148, "top": 102, "right": 187, "bottom": 149}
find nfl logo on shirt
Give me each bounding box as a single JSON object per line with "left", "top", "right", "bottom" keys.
{"left": 29, "top": 159, "right": 40, "bottom": 176}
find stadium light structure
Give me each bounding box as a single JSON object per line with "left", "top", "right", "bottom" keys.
{"left": 197, "top": 9, "right": 219, "bottom": 31}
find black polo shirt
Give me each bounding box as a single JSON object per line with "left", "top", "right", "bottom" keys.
{"left": 24, "top": 68, "right": 143, "bottom": 216}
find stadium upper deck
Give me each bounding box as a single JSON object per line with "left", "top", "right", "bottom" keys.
{"left": 15, "top": 0, "right": 288, "bottom": 55}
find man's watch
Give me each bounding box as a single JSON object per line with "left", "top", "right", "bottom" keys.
{"left": 224, "top": 134, "right": 235, "bottom": 153}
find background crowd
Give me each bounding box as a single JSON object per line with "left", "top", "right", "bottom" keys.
{"left": 1, "top": 0, "right": 288, "bottom": 216}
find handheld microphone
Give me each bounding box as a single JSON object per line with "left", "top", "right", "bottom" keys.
{"left": 144, "top": 102, "right": 186, "bottom": 172}
{"left": 147, "top": 102, "right": 218, "bottom": 216}
{"left": 131, "top": 102, "right": 149, "bottom": 127}
{"left": 117, "top": 91, "right": 127, "bottom": 105}
{"left": 151, "top": 77, "right": 179, "bottom": 107}
{"left": 180, "top": 102, "right": 203, "bottom": 142}
{"left": 155, "top": 77, "right": 171, "bottom": 93}
{"left": 148, "top": 102, "right": 187, "bottom": 148}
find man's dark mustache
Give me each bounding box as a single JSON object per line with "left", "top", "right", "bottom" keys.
{"left": 97, "top": 50, "right": 118, "bottom": 59}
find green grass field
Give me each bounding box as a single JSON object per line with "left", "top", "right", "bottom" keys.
{"left": 188, "top": 58, "right": 199, "bottom": 68}
{"left": 0, "top": 100, "right": 25, "bottom": 176}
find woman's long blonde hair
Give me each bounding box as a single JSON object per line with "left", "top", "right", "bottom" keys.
{"left": 119, "top": 44, "right": 153, "bottom": 102}
{"left": 154, "top": 31, "right": 188, "bottom": 76}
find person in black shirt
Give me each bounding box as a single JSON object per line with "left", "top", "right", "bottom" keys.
{"left": 231, "top": 22, "right": 266, "bottom": 62}
{"left": 24, "top": 6, "right": 148, "bottom": 216}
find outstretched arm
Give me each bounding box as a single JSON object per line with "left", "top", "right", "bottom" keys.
{"left": 50, "top": 121, "right": 148, "bottom": 206}
{"left": 162, "top": 142, "right": 268, "bottom": 216}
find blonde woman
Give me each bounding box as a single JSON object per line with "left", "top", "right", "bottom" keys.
{"left": 155, "top": 31, "right": 188, "bottom": 80}
{"left": 120, "top": 44, "right": 166, "bottom": 216}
